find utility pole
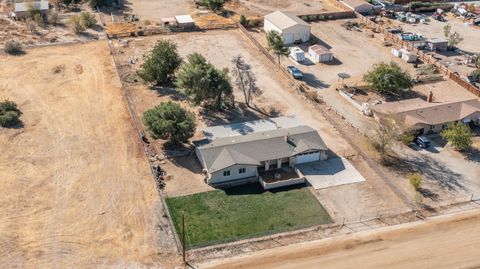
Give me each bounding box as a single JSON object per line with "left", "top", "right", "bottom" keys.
{"left": 182, "top": 212, "right": 186, "bottom": 264}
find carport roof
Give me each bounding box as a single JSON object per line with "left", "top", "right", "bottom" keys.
{"left": 264, "top": 11, "right": 310, "bottom": 30}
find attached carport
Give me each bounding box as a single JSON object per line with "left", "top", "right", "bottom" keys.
{"left": 296, "top": 157, "right": 365, "bottom": 189}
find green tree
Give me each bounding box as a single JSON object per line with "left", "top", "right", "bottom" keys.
{"left": 369, "top": 114, "right": 405, "bottom": 160}
{"left": 202, "top": 0, "right": 225, "bottom": 11}
{"left": 176, "top": 53, "right": 233, "bottom": 110}
{"left": 88, "top": 0, "right": 101, "bottom": 9}
{"left": 68, "top": 15, "right": 85, "bottom": 34}
{"left": 138, "top": 40, "right": 182, "bottom": 85}
{"left": 0, "top": 99, "right": 21, "bottom": 127}
{"left": 408, "top": 173, "right": 422, "bottom": 191}
{"left": 79, "top": 12, "right": 97, "bottom": 29}
{"left": 363, "top": 61, "right": 413, "bottom": 95}
{"left": 239, "top": 14, "right": 247, "bottom": 26}
{"left": 470, "top": 69, "right": 480, "bottom": 82}
{"left": 441, "top": 123, "right": 473, "bottom": 151}
{"left": 266, "top": 30, "right": 289, "bottom": 64}
{"left": 443, "top": 24, "right": 463, "bottom": 50}
{"left": 143, "top": 102, "right": 196, "bottom": 145}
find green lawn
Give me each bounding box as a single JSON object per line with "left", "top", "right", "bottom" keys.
{"left": 166, "top": 183, "right": 331, "bottom": 248}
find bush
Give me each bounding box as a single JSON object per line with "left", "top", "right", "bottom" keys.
{"left": 68, "top": 15, "right": 85, "bottom": 34}
{"left": 408, "top": 173, "right": 422, "bottom": 191}
{"left": 4, "top": 41, "right": 24, "bottom": 55}
{"left": 142, "top": 101, "right": 196, "bottom": 145}
{"left": 239, "top": 14, "right": 247, "bottom": 26}
{"left": 470, "top": 69, "right": 480, "bottom": 82}
{"left": 34, "top": 13, "right": 45, "bottom": 27}
{"left": 202, "top": 0, "right": 225, "bottom": 11}
{"left": 26, "top": 20, "right": 37, "bottom": 33}
{"left": 79, "top": 12, "right": 97, "bottom": 29}
{"left": 0, "top": 100, "right": 21, "bottom": 127}
{"left": 400, "top": 132, "right": 414, "bottom": 145}
{"left": 247, "top": 19, "right": 256, "bottom": 27}
{"left": 48, "top": 12, "right": 59, "bottom": 25}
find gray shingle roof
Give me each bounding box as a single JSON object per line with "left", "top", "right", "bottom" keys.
{"left": 196, "top": 125, "right": 328, "bottom": 173}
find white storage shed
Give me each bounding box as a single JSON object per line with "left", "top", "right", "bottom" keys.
{"left": 264, "top": 11, "right": 311, "bottom": 45}
{"left": 308, "top": 44, "right": 333, "bottom": 63}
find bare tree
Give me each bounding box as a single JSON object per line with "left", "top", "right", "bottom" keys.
{"left": 369, "top": 114, "right": 407, "bottom": 160}
{"left": 231, "top": 55, "right": 262, "bottom": 107}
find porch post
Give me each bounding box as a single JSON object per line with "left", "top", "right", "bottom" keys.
{"left": 277, "top": 159, "right": 282, "bottom": 169}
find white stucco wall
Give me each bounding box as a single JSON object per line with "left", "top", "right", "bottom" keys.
{"left": 264, "top": 19, "right": 310, "bottom": 44}
{"left": 208, "top": 164, "right": 258, "bottom": 184}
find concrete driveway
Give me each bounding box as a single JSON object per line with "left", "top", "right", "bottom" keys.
{"left": 297, "top": 157, "right": 365, "bottom": 189}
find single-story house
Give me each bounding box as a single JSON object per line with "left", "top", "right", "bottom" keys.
{"left": 194, "top": 117, "right": 329, "bottom": 186}
{"left": 426, "top": 38, "right": 448, "bottom": 52}
{"left": 175, "top": 15, "right": 194, "bottom": 29}
{"left": 264, "top": 11, "right": 311, "bottom": 45}
{"left": 341, "top": 0, "right": 375, "bottom": 14}
{"left": 309, "top": 44, "right": 333, "bottom": 63}
{"left": 372, "top": 98, "right": 480, "bottom": 135}
{"left": 13, "top": 1, "right": 49, "bottom": 20}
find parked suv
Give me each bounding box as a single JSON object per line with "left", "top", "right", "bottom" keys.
{"left": 287, "top": 66, "right": 303, "bottom": 79}
{"left": 415, "top": 135, "right": 430, "bottom": 149}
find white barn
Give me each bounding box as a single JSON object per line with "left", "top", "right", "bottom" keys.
{"left": 264, "top": 11, "right": 311, "bottom": 45}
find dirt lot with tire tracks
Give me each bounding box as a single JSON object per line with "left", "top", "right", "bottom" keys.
{"left": 0, "top": 41, "right": 179, "bottom": 268}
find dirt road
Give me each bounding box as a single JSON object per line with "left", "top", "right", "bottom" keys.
{"left": 203, "top": 209, "right": 480, "bottom": 269}
{"left": 0, "top": 42, "right": 179, "bottom": 268}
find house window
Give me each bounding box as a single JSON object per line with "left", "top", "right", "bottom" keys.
{"left": 239, "top": 168, "right": 246, "bottom": 174}
{"left": 429, "top": 125, "right": 435, "bottom": 130}
{"left": 223, "top": 170, "right": 230, "bottom": 177}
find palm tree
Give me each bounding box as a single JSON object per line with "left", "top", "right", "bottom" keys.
{"left": 266, "top": 31, "right": 290, "bottom": 65}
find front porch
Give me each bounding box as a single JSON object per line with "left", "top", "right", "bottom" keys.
{"left": 258, "top": 167, "right": 305, "bottom": 190}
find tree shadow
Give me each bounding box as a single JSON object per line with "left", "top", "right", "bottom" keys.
{"left": 464, "top": 147, "right": 480, "bottom": 163}
{"left": 199, "top": 103, "right": 278, "bottom": 127}
{"left": 152, "top": 86, "right": 188, "bottom": 102}
{"left": 302, "top": 73, "right": 330, "bottom": 89}
{"left": 382, "top": 153, "right": 465, "bottom": 191}
{"left": 418, "top": 187, "right": 440, "bottom": 201}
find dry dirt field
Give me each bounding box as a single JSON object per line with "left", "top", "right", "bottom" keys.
{"left": 203, "top": 208, "right": 480, "bottom": 269}
{"left": 123, "top": 0, "right": 194, "bottom": 21}
{"left": 0, "top": 41, "right": 179, "bottom": 268}
{"left": 226, "top": 0, "right": 339, "bottom": 17}
{"left": 0, "top": 10, "right": 104, "bottom": 48}
{"left": 113, "top": 30, "right": 407, "bottom": 217}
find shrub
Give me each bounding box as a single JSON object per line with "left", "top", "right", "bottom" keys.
{"left": 142, "top": 101, "right": 196, "bottom": 145}
{"left": 48, "top": 12, "right": 59, "bottom": 25}
{"left": 79, "top": 12, "right": 97, "bottom": 29}
{"left": 68, "top": 15, "right": 85, "bottom": 34}
{"left": 4, "top": 41, "right": 23, "bottom": 55}
{"left": 26, "top": 20, "right": 37, "bottom": 33}
{"left": 470, "top": 69, "right": 480, "bottom": 82}
{"left": 239, "top": 14, "right": 247, "bottom": 26}
{"left": 247, "top": 19, "right": 256, "bottom": 27}
{"left": 0, "top": 100, "right": 21, "bottom": 127}
{"left": 34, "top": 13, "right": 45, "bottom": 27}
{"left": 400, "top": 132, "right": 415, "bottom": 145}
{"left": 408, "top": 173, "right": 422, "bottom": 191}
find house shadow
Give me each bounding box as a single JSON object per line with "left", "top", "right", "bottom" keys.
{"left": 322, "top": 57, "right": 343, "bottom": 66}
{"left": 464, "top": 147, "right": 480, "bottom": 163}
{"left": 436, "top": 50, "right": 464, "bottom": 57}
{"left": 168, "top": 154, "right": 204, "bottom": 174}
{"left": 222, "top": 182, "right": 307, "bottom": 196}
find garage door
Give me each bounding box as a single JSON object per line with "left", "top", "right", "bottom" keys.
{"left": 296, "top": 152, "right": 320, "bottom": 164}
{"left": 283, "top": 33, "right": 294, "bottom": 44}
